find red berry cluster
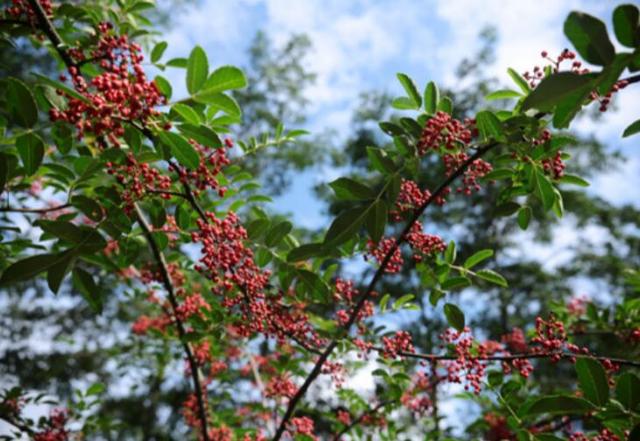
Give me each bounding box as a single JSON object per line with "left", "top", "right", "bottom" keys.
{"left": 49, "top": 23, "right": 166, "bottom": 144}
{"left": 443, "top": 153, "right": 493, "bottom": 195}
{"left": 483, "top": 413, "right": 513, "bottom": 441}
{"left": 417, "top": 111, "right": 475, "bottom": 155}
{"left": 381, "top": 330, "right": 415, "bottom": 359}
{"left": 569, "top": 429, "right": 621, "bottom": 441}
{"left": 265, "top": 375, "right": 298, "bottom": 399}
{"left": 33, "top": 408, "right": 69, "bottom": 441}
{"left": 541, "top": 151, "right": 566, "bottom": 179}
{"left": 288, "top": 417, "right": 316, "bottom": 439}
{"left": 366, "top": 237, "right": 403, "bottom": 273}
{"left": 170, "top": 141, "right": 231, "bottom": 196}
{"left": 106, "top": 154, "right": 172, "bottom": 211}
{"left": 4, "top": 0, "right": 53, "bottom": 25}
{"left": 406, "top": 221, "right": 446, "bottom": 261}
{"left": 400, "top": 372, "right": 433, "bottom": 415}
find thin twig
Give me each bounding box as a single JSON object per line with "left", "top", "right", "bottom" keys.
{"left": 0, "top": 413, "right": 35, "bottom": 436}
{"left": 272, "top": 141, "right": 499, "bottom": 440}
{"left": 331, "top": 401, "right": 389, "bottom": 441}
{"left": 0, "top": 203, "right": 70, "bottom": 213}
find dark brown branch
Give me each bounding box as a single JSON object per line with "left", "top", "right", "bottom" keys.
{"left": 0, "top": 413, "right": 35, "bottom": 436}
{"left": 272, "top": 141, "right": 499, "bottom": 440}
{"left": 373, "top": 347, "right": 640, "bottom": 368}
{"left": 25, "top": 0, "right": 77, "bottom": 69}
{"left": 134, "top": 203, "right": 211, "bottom": 441}
{"left": 0, "top": 18, "right": 31, "bottom": 27}
{"left": 0, "top": 203, "right": 70, "bottom": 213}
{"left": 621, "top": 73, "right": 640, "bottom": 86}
{"left": 331, "top": 401, "right": 390, "bottom": 441}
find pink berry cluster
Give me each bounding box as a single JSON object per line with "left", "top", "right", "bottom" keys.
{"left": 417, "top": 111, "right": 475, "bottom": 155}
{"left": 3, "top": 0, "right": 53, "bottom": 25}
{"left": 49, "top": 23, "right": 166, "bottom": 144}
{"left": 381, "top": 330, "right": 415, "bottom": 359}
{"left": 569, "top": 429, "right": 621, "bottom": 441}
{"left": 33, "top": 408, "right": 70, "bottom": 441}
{"left": 442, "top": 152, "right": 493, "bottom": 195}
{"left": 106, "top": 154, "right": 172, "bottom": 211}
{"left": 400, "top": 372, "right": 433, "bottom": 415}
{"left": 288, "top": 416, "right": 316, "bottom": 439}
{"left": 170, "top": 141, "right": 232, "bottom": 197}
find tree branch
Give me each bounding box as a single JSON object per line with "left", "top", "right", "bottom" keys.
{"left": 0, "top": 203, "right": 70, "bottom": 213}
{"left": 134, "top": 203, "right": 211, "bottom": 441}
{"left": 25, "top": 0, "right": 77, "bottom": 69}
{"left": 331, "top": 401, "right": 390, "bottom": 441}
{"left": 271, "top": 141, "right": 499, "bottom": 440}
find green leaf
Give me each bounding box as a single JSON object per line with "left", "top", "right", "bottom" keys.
{"left": 476, "top": 269, "right": 508, "bottom": 287}
{"left": 265, "top": 221, "right": 293, "bottom": 247}
{"left": 52, "top": 122, "right": 73, "bottom": 153}
{"left": 393, "top": 294, "right": 415, "bottom": 311}
{"left": 158, "top": 131, "right": 199, "bottom": 169}
{"left": 151, "top": 41, "right": 168, "bottom": 63}
{"left": 324, "top": 205, "right": 370, "bottom": 247}
{"left": 36, "top": 220, "right": 84, "bottom": 243}
{"left": 623, "top": 119, "right": 640, "bottom": 138}
{"left": 329, "top": 177, "right": 376, "bottom": 200}
{"left": 476, "top": 110, "right": 505, "bottom": 142}
{"left": 396, "top": 73, "right": 421, "bottom": 108}
{"left": 47, "top": 249, "right": 76, "bottom": 294}
{"left": 16, "top": 132, "right": 44, "bottom": 176}
{"left": 437, "top": 96, "right": 453, "bottom": 114}
{"left": 0, "top": 254, "right": 58, "bottom": 285}
{"left": 485, "top": 89, "right": 522, "bottom": 101}
{"left": 366, "top": 199, "right": 387, "bottom": 243}
{"left": 517, "top": 206, "right": 532, "bottom": 230}
{"left": 464, "top": 249, "right": 493, "bottom": 269}
{"left": 484, "top": 169, "right": 513, "bottom": 181}
{"left": 444, "top": 303, "right": 465, "bottom": 331}
{"left": 287, "top": 243, "right": 325, "bottom": 262}
{"left": 296, "top": 269, "right": 329, "bottom": 301}
{"left": 379, "top": 293, "right": 391, "bottom": 312}
{"left": 391, "top": 97, "right": 418, "bottom": 110}
{"left": 444, "top": 240, "right": 456, "bottom": 264}
{"left": 32, "top": 73, "right": 90, "bottom": 104}
{"left": 194, "top": 92, "right": 241, "bottom": 117}
{"left": 441, "top": 276, "right": 471, "bottom": 291}
{"left": 564, "top": 11, "right": 615, "bottom": 66}
{"left": 178, "top": 124, "right": 222, "bottom": 149}
{"left": 72, "top": 267, "right": 102, "bottom": 313}
{"left": 495, "top": 202, "right": 521, "bottom": 217}
{"left": 423, "top": 81, "right": 439, "bottom": 114}
{"left": 575, "top": 358, "right": 609, "bottom": 406}
{"left": 171, "top": 103, "right": 201, "bottom": 124}
{"left": 522, "top": 72, "right": 594, "bottom": 112}
{"left": 7, "top": 78, "right": 38, "bottom": 128}
{"left": 507, "top": 68, "right": 531, "bottom": 94}
{"left": 186, "top": 45, "right": 208, "bottom": 94}
{"left": 154, "top": 75, "right": 172, "bottom": 100}
{"left": 559, "top": 174, "right": 589, "bottom": 187}
{"left": 201, "top": 65, "right": 247, "bottom": 94}
{"left": 429, "top": 289, "right": 445, "bottom": 307}
{"left": 616, "top": 372, "right": 640, "bottom": 411}
{"left": 366, "top": 147, "right": 396, "bottom": 174}
{"left": 613, "top": 4, "right": 640, "bottom": 47}
{"left": 524, "top": 395, "right": 594, "bottom": 416}
{"left": 534, "top": 169, "right": 557, "bottom": 211}
{"left": 71, "top": 195, "right": 103, "bottom": 222}
{"left": 86, "top": 383, "right": 106, "bottom": 396}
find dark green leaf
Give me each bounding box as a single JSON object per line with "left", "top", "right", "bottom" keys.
{"left": 86, "top": 383, "right": 105, "bottom": 396}
{"left": 178, "top": 123, "right": 222, "bottom": 148}
{"left": 396, "top": 73, "right": 421, "bottom": 107}
{"left": 423, "top": 81, "right": 439, "bottom": 114}
{"left": 71, "top": 195, "right": 103, "bottom": 222}
{"left": 0, "top": 254, "right": 59, "bottom": 285}
{"left": 158, "top": 131, "right": 199, "bottom": 169}
{"left": 36, "top": 220, "right": 84, "bottom": 243}
{"left": 72, "top": 267, "right": 102, "bottom": 313}
{"left": 524, "top": 395, "right": 594, "bottom": 416}
{"left": 464, "top": 249, "right": 493, "bottom": 269}
{"left": 613, "top": 4, "right": 640, "bottom": 47}
{"left": 47, "top": 249, "right": 76, "bottom": 294}
{"left": 287, "top": 243, "right": 325, "bottom": 262}
{"left": 559, "top": 174, "right": 589, "bottom": 187}
{"left": 366, "top": 199, "right": 387, "bottom": 243}
{"left": 194, "top": 92, "right": 241, "bottom": 117}
{"left": 366, "top": 147, "right": 396, "bottom": 174}
{"left": 534, "top": 169, "right": 557, "bottom": 211}
{"left": 444, "top": 240, "right": 456, "bottom": 264}
{"left": 517, "top": 206, "right": 532, "bottom": 230}
{"left": 495, "top": 202, "right": 521, "bottom": 217}
{"left": 329, "top": 177, "right": 376, "bottom": 200}
{"left": 564, "top": 11, "right": 615, "bottom": 65}
{"left": 575, "top": 358, "right": 609, "bottom": 406}
{"left": 444, "top": 303, "right": 465, "bottom": 331}
{"left": 32, "top": 73, "right": 89, "bottom": 104}
{"left": 616, "top": 372, "right": 640, "bottom": 410}
{"left": 296, "top": 269, "right": 329, "bottom": 301}
{"left": 171, "top": 103, "right": 201, "bottom": 124}
{"left": 441, "top": 276, "right": 471, "bottom": 291}
{"left": 154, "top": 75, "right": 172, "bottom": 100}
{"left": 324, "top": 205, "right": 370, "bottom": 247}
{"left": 623, "top": 119, "right": 640, "bottom": 138}
{"left": 52, "top": 122, "right": 73, "bottom": 153}
{"left": 7, "top": 78, "right": 38, "bottom": 128}
{"left": 476, "top": 269, "right": 508, "bottom": 287}
{"left": 522, "top": 72, "right": 594, "bottom": 112}
{"left": 186, "top": 45, "right": 208, "bottom": 94}
{"left": 265, "top": 221, "right": 293, "bottom": 247}
{"left": 16, "top": 132, "right": 44, "bottom": 176}
{"left": 476, "top": 110, "right": 505, "bottom": 142}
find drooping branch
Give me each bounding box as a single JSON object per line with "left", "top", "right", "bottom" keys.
{"left": 133, "top": 203, "right": 211, "bottom": 440}
{"left": 0, "top": 203, "right": 71, "bottom": 213}
{"left": 272, "top": 141, "right": 499, "bottom": 440}
{"left": 331, "top": 401, "right": 390, "bottom": 441}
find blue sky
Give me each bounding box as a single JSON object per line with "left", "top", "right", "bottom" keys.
{"left": 159, "top": 0, "right": 640, "bottom": 230}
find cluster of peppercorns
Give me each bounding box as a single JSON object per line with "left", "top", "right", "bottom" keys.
{"left": 483, "top": 413, "right": 513, "bottom": 441}
{"left": 265, "top": 374, "right": 298, "bottom": 399}
{"left": 49, "top": 23, "right": 166, "bottom": 144}
{"left": 417, "top": 111, "right": 475, "bottom": 155}
{"left": 381, "top": 330, "right": 415, "bottom": 359}
{"left": 400, "top": 371, "right": 433, "bottom": 415}
{"left": 288, "top": 416, "right": 316, "bottom": 439}
{"left": 33, "top": 408, "right": 70, "bottom": 441}
{"left": 106, "top": 154, "right": 172, "bottom": 211}
{"left": 169, "top": 141, "right": 231, "bottom": 197}
{"left": 569, "top": 429, "right": 622, "bottom": 441}
{"left": 3, "top": 0, "right": 53, "bottom": 25}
